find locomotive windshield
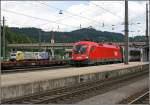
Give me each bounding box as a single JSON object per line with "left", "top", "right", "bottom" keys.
{"left": 73, "top": 45, "right": 87, "bottom": 54}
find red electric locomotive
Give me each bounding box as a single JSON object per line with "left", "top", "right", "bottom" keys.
{"left": 70, "top": 41, "right": 122, "bottom": 66}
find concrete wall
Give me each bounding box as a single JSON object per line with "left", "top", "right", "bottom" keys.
{"left": 1, "top": 64, "right": 149, "bottom": 101}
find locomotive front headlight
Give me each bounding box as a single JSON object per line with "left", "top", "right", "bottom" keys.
{"left": 85, "top": 56, "right": 89, "bottom": 59}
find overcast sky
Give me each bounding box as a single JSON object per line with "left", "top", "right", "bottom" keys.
{"left": 1, "top": 0, "right": 149, "bottom": 37}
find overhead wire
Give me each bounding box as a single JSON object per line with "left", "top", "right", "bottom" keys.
{"left": 2, "top": 1, "right": 124, "bottom": 31}
{"left": 37, "top": 1, "right": 104, "bottom": 30}
{"left": 14, "top": 1, "right": 98, "bottom": 30}
{"left": 2, "top": 9, "right": 79, "bottom": 29}
{"left": 2, "top": 1, "right": 147, "bottom": 34}
{"left": 91, "top": 2, "right": 124, "bottom": 20}
{"left": 91, "top": 1, "right": 146, "bottom": 33}
{"left": 38, "top": 1, "right": 103, "bottom": 24}
{"left": 10, "top": 1, "right": 76, "bottom": 31}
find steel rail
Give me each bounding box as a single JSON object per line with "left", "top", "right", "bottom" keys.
{"left": 2, "top": 65, "right": 72, "bottom": 74}
{"left": 128, "top": 91, "right": 149, "bottom": 104}
{"left": 2, "top": 69, "right": 148, "bottom": 104}
{"left": 37, "top": 70, "right": 148, "bottom": 104}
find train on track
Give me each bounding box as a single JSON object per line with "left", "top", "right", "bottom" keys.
{"left": 2, "top": 41, "right": 141, "bottom": 69}
{"left": 70, "top": 41, "right": 141, "bottom": 66}
{"left": 128, "top": 47, "right": 141, "bottom": 61}
{"left": 10, "top": 51, "right": 49, "bottom": 61}
{"left": 1, "top": 51, "right": 66, "bottom": 70}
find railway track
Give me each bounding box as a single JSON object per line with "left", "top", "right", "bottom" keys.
{"left": 128, "top": 91, "right": 149, "bottom": 104}
{"left": 2, "top": 62, "right": 119, "bottom": 74}
{"left": 119, "top": 89, "right": 149, "bottom": 104}
{"left": 2, "top": 69, "right": 148, "bottom": 104}
{"left": 2, "top": 65, "right": 72, "bottom": 74}
{"left": 1, "top": 59, "right": 68, "bottom": 70}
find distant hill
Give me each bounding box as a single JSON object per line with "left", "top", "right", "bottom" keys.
{"left": 1, "top": 26, "right": 36, "bottom": 44}
{"left": 8, "top": 27, "right": 146, "bottom": 43}
{"left": 129, "top": 35, "right": 147, "bottom": 42}
{"left": 1, "top": 26, "right": 36, "bottom": 57}
{"left": 1, "top": 26, "right": 146, "bottom": 58}
{"left": 10, "top": 27, "right": 125, "bottom": 43}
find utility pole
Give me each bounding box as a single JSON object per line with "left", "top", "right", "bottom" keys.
{"left": 146, "top": 3, "right": 149, "bottom": 47}
{"left": 145, "top": 3, "right": 149, "bottom": 61}
{"left": 124, "top": 0, "right": 129, "bottom": 64}
{"left": 38, "top": 29, "right": 41, "bottom": 43}
{"left": 38, "top": 28, "right": 41, "bottom": 51}
{"left": 51, "top": 30, "right": 55, "bottom": 60}
{"left": 2, "top": 16, "right": 6, "bottom": 60}
{"left": 51, "top": 31, "right": 55, "bottom": 44}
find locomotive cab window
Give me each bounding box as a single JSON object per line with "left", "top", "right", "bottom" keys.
{"left": 73, "top": 45, "right": 87, "bottom": 54}
{"left": 90, "top": 46, "right": 95, "bottom": 52}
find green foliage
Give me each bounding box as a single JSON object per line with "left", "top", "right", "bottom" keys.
{"left": 129, "top": 36, "right": 146, "bottom": 42}
{"left": 1, "top": 26, "right": 36, "bottom": 43}
{"left": 10, "top": 27, "right": 125, "bottom": 43}
{"left": 1, "top": 26, "right": 146, "bottom": 59}
{"left": 1, "top": 26, "right": 36, "bottom": 58}
{"left": 8, "top": 27, "right": 146, "bottom": 43}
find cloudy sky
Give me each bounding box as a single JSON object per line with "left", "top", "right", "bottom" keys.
{"left": 1, "top": 0, "right": 149, "bottom": 37}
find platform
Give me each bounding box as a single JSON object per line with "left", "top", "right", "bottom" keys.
{"left": 1, "top": 62, "right": 149, "bottom": 101}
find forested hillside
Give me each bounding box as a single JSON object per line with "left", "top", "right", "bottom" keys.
{"left": 1, "top": 26, "right": 146, "bottom": 58}
{"left": 1, "top": 26, "right": 36, "bottom": 43}
{"left": 10, "top": 27, "right": 124, "bottom": 43}
{"left": 1, "top": 26, "right": 36, "bottom": 57}
{"left": 10, "top": 27, "right": 146, "bottom": 43}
